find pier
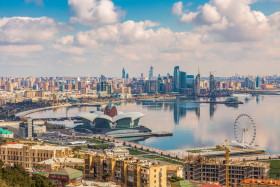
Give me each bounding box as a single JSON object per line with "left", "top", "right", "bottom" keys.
{"left": 107, "top": 132, "right": 173, "bottom": 138}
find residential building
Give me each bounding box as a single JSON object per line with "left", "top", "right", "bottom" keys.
{"left": 85, "top": 152, "right": 181, "bottom": 187}
{"left": 0, "top": 142, "right": 71, "bottom": 170}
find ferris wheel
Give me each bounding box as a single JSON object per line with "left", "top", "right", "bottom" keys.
{"left": 234, "top": 114, "right": 256, "bottom": 145}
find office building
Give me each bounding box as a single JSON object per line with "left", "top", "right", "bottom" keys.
{"left": 149, "top": 66, "right": 154, "bottom": 80}
{"left": 173, "top": 66, "right": 180, "bottom": 92}
{"left": 19, "top": 119, "right": 34, "bottom": 138}
{"left": 122, "top": 68, "right": 126, "bottom": 79}
{"left": 209, "top": 73, "right": 216, "bottom": 96}
{"left": 97, "top": 81, "right": 112, "bottom": 95}
{"left": 179, "top": 71, "right": 186, "bottom": 89}
{"left": 144, "top": 80, "right": 160, "bottom": 93}
{"left": 194, "top": 73, "right": 201, "bottom": 96}
{"left": 186, "top": 75, "right": 194, "bottom": 88}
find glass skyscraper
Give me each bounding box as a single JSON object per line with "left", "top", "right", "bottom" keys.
{"left": 173, "top": 66, "right": 180, "bottom": 92}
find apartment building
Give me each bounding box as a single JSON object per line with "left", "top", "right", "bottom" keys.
{"left": 183, "top": 156, "right": 269, "bottom": 186}
{"left": 84, "top": 152, "right": 179, "bottom": 187}
{"left": 0, "top": 142, "right": 71, "bottom": 169}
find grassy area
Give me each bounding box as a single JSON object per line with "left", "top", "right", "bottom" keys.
{"left": 187, "top": 150, "right": 202, "bottom": 153}
{"left": 141, "top": 155, "right": 183, "bottom": 165}
{"left": 209, "top": 148, "right": 224, "bottom": 151}
{"left": 129, "top": 150, "right": 145, "bottom": 155}
{"left": 269, "top": 160, "right": 280, "bottom": 179}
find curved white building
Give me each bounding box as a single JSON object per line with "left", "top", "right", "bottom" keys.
{"left": 77, "top": 103, "right": 146, "bottom": 131}
{"left": 78, "top": 111, "right": 145, "bottom": 129}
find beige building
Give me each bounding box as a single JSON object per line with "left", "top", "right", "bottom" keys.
{"left": 85, "top": 152, "right": 181, "bottom": 187}
{"left": 38, "top": 157, "right": 84, "bottom": 172}
{"left": 0, "top": 142, "right": 72, "bottom": 170}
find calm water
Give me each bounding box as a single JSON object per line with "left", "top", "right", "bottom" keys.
{"left": 26, "top": 95, "right": 280, "bottom": 154}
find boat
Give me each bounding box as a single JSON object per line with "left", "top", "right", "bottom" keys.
{"left": 225, "top": 97, "right": 239, "bottom": 103}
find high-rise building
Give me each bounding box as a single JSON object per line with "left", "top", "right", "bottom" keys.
{"left": 97, "top": 82, "right": 112, "bottom": 95}
{"left": 59, "top": 84, "right": 65, "bottom": 92}
{"left": 194, "top": 73, "right": 201, "bottom": 96}
{"left": 6, "top": 82, "right": 13, "bottom": 92}
{"left": 256, "top": 76, "right": 260, "bottom": 89}
{"left": 149, "top": 66, "right": 154, "bottom": 80}
{"left": 179, "top": 71, "right": 186, "bottom": 89}
{"left": 209, "top": 73, "right": 216, "bottom": 96}
{"left": 126, "top": 73, "right": 129, "bottom": 79}
{"left": 144, "top": 80, "right": 160, "bottom": 93}
{"left": 173, "top": 66, "right": 180, "bottom": 92}
{"left": 122, "top": 68, "right": 126, "bottom": 79}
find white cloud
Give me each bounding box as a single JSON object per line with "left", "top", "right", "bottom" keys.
{"left": 172, "top": 1, "right": 183, "bottom": 16}
{"left": 172, "top": 0, "right": 275, "bottom": 41}
{"left": 68, "top": 0, "right": 123, "bottom": 27}
{"left": 25, "top": 0, "right": 44, "bottom": 6}
{"left": 53, "top": 35, "right": 84, "bottom": 55}
{"left": 0, "top": 17, "right": 59, "bottom": 44}
{"left": 0, "top": 45, "right": 44, "bottom": 57}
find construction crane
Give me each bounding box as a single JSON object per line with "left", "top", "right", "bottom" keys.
{"left": 216, "top": 140, "right": 268, "bottom": 187}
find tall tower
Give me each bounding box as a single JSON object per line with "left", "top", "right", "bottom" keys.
{"left": 209, "top": 73, "right": 216, "bottom": 96}
{"left": 122, "top": 68, "right": 126, "bottom": 79}
{"left": 173, "top": 66, "right": 180, "bottom": 92}
{"left": 126, "top": 73, "right": 129, "bottom": 79}
{"left": 149, "top": 66, "right": 154, "bottom": 80}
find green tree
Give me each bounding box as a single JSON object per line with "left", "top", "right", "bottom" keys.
{"left": 31, "top": 174, "right": 56, "bottom": 187}
{"left": 168, "top": 175, "right": 184, "bottom": 183}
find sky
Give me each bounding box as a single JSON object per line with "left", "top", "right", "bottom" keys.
{"left": 0, "top": 0, "right": 280, "bottom": 77}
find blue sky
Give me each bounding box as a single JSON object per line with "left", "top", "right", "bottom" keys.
{"left": 0, "top": 0, "right": 280, "bottom": 77}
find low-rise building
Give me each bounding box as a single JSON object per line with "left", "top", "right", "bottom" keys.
{"left": 0, "top": 142, "right": 72, "bottom": 170}
{"left": 49, "top": 167, "right": 83, "bottom": 187}
{"left": 38, "top": 157, "right": 84, "bottom": 172}
{"left": 0, "top": 127, "right": 13, "bottom": 138}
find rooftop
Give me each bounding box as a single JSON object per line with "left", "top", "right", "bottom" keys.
{"left": 241, "top": 178, "right": 280, "bottom": 186}
{"left": 39, "top": 157, "right": 84, "bottom": 165}
{"left": 50, "top": 167, "right": 82, "bottom": 180}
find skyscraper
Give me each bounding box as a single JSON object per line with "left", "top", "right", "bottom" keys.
{"left": 209, "top": 73, "right": 216, "bottom": 96}
{"left": 179, "top": 71, "right": 186, "bottom": 89}
{"left": 194, "top": 72, "right": 201, "bottom": 96}
{"left": 173, "top": 66, "right": 180, "bottom": 92}
{"left": 126, "top": 73, "right": 129, "bottom": 79}
{"left": 256, "top": 76, "right": 260, "bottom": 89}
{"left": 149, "top": 66, "right": 154, "bottom": 80}
{"left": 122, "top": 68, "right": 126, "bottom": 79}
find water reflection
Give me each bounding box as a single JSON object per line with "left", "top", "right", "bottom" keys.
{"left": 26, "top": 95, "right": 280, "bottom": 154}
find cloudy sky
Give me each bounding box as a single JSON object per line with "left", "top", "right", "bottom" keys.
{"left": 0, "top": 0, "right": 279, "bottom": 77}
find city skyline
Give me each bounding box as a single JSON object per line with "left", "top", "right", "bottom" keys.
{"left": 0, "top": 0, "right": 280, "bottom": 77}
